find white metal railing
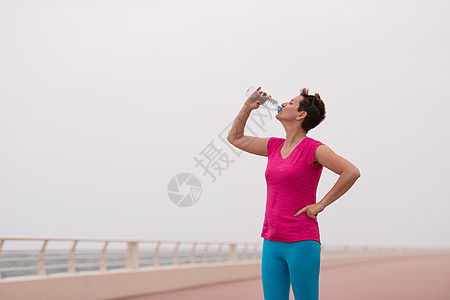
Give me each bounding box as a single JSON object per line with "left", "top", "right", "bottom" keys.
{"left": 1, "top": 237, "right": 449, "bottom": 280}
{"left": 0, "top": 237, "right": 262, "bottom": 279}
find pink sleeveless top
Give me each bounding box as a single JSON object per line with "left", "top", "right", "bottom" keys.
{"left": 261, "top": 136, "right": 324, "bottom": 243}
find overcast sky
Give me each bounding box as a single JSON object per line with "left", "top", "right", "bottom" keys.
{"left": 1, "top": 0, "right": 449, "bottom": 250}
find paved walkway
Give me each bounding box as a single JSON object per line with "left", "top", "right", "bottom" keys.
{"left": 117, "top": 253, "right": 450, "bottom": 300}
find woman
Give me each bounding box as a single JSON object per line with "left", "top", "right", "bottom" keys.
{"left": 227, "top": 87, "right": 361, "bottom": 300}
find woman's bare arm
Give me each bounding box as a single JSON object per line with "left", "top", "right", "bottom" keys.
{"left": 315, "top": 145, "right": 361, "bottom": 208}
{"left": 227, "top": 88, "right": 271, "bottom": 157}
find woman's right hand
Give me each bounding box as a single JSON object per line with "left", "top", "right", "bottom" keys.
{"left": 244, "top": 86, "right": 271, "bottom": 110}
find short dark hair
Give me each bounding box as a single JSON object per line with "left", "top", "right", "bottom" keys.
{"left": 298, "top": 88, "right": 326, "bottom": 133}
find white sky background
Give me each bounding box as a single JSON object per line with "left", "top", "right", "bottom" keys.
{"left": 1, "top": 0, "right": 449, "bottom": 249}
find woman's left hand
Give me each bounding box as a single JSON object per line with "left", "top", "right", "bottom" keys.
{"left": 294, "top": 202, "right": 326, "bottom": 218}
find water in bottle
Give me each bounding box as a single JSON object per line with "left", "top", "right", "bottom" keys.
{"left": 245, "top": 86, "right": 282, "bottom": 112}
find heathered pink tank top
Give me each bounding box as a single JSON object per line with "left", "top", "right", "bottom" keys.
{"left": 261, "top": 136, "right": 324, "bottom": 243}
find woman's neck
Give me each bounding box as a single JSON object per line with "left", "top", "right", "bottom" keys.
{"left": 283, "top": 126, "right": 307, "bottom": 148}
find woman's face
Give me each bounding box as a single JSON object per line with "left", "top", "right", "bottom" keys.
{"left": 276, "top": 95, "right": 306, "bottom": 121}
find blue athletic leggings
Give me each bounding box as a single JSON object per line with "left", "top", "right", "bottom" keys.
{"left": 261, "top": 239, "right": 321, "bottom": 300}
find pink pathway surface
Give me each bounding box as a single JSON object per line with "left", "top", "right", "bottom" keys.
{"left": 117, "top": 253, "right": 450, "bottom": 300}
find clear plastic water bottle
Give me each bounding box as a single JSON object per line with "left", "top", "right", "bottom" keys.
{"left": 245, "top": 86, "right": 282, "bottom": 112}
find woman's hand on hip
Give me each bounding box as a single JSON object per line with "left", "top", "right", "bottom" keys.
{"left": 294, "top": 203, "right": 326, "bottom": 218}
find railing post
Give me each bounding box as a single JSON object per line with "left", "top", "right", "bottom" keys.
{"left": 217, "top": 243, "right": 222, "bottom": 263}
{"left": 172, "top": 242, "right": 180, "bottom": 266}
{"left": 68, "top": 240, "right": 78, "bottom": 273}
{"left": 229, "top": 243, "right": 237, "bottom": 262}
{"left": 202, "top": 243, "right": 209, "bottom": 263}
{"left": 100, "top": 241, "right": 109, "bottom": 271}
{"left": 38, "top": 240, "right": 48, "bottom": 276}
{"left": 0, "top": 239, "right": 4, "bottom": 279}
{"left": 154, "top": 242, "right": 161, "bottom": 267}
{"left": 190, "top": 242, "right": 197, "bottom": 264}
{"left": 126, "top": 241, "right": 139, "bottom": 269}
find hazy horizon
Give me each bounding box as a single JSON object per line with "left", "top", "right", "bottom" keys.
{"left": 1, "top": 0, "right": 449, "bottom": 249}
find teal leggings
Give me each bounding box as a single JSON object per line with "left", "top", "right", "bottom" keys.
{"left": 261, "top": 239, "right": 321, "bottom": 300}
